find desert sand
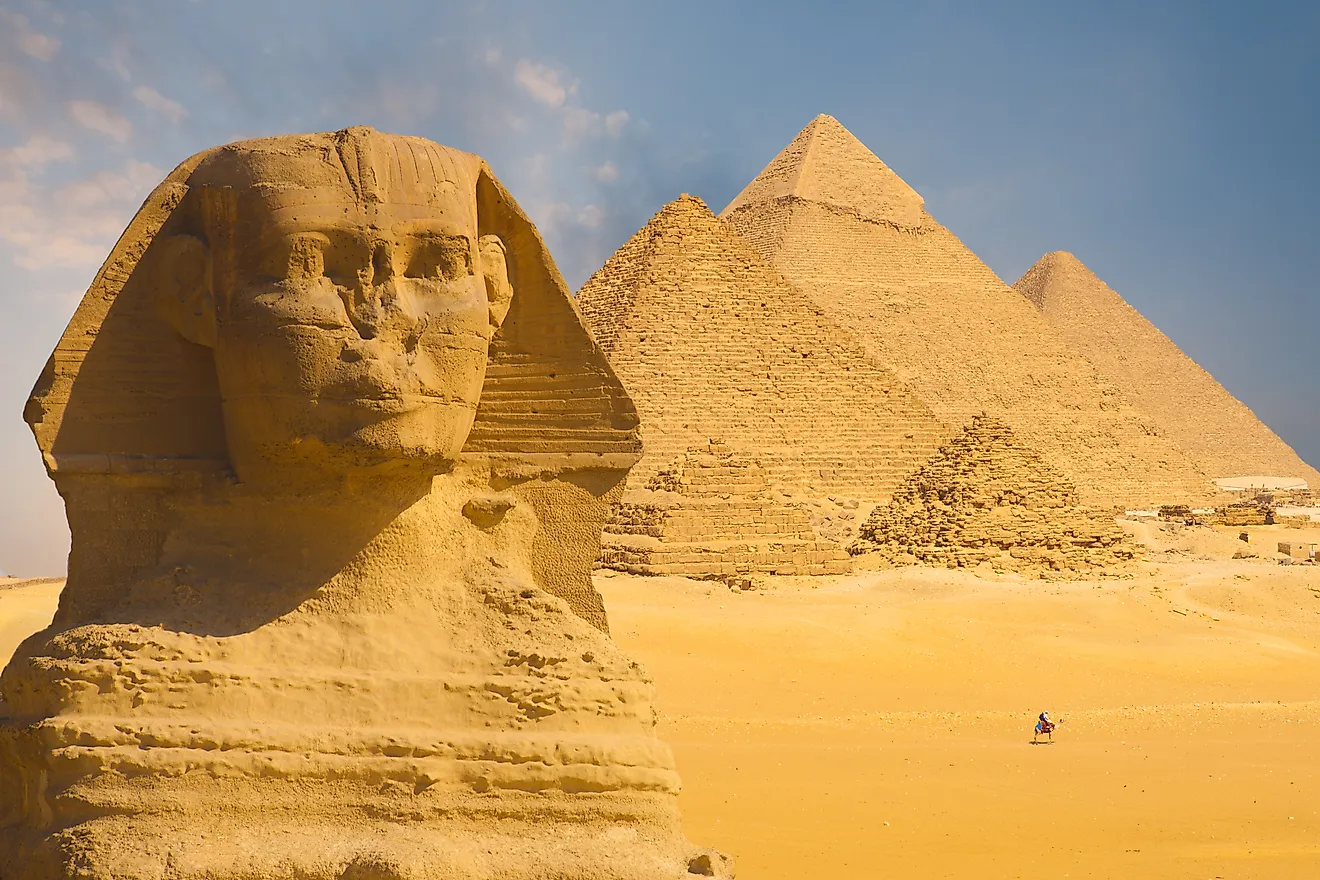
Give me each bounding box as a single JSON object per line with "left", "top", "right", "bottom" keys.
{"left": 592, "top": 521, "right": 1320, "bottom": 879}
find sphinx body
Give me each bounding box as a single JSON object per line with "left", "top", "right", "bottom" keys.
{"left": 0, "top": 129, "right": 730, "bottom": 879}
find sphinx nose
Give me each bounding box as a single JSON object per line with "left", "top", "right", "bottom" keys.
{"left": 347, "top": 244, "right": 422, "bottom": 340}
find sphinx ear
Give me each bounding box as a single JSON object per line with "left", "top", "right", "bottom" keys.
{"left": 479, "top": 234, "right": 514, "bottom": 330}
{"left": 158, "top": 234, "right": 217, "bottom": 348}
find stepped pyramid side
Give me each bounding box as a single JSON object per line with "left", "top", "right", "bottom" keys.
{"left": 600, "top": 441, "right": 850, "bottom": 577}
{"left": 577, "top": 194, "right": 948, "bottom": 500}
{"left": 721, "top": 114, "right": 1215, "bottom": 509}
{"left": 853, "top": 415, "right": 1137, "bottom": 572}
{"left": 1013, "top": 252, "right": 1319, "bottom": 485}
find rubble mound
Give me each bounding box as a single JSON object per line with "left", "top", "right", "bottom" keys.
{"left": 852, "top": 415, "right": 1137, "bottom": 572}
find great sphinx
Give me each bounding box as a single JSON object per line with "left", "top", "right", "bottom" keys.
{"left": 0, "top": 127, "right": 731, "bottom": 879}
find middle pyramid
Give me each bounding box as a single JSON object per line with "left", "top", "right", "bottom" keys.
{"left": 721, "top": 115, "right": 1216, "bottom": 509}
{"left": 577, "top": 194, "right": 948, "bottom": 501}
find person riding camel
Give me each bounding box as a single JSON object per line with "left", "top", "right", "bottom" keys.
{"left": 1034, "top": 711, "right": 1056, "bottom": 743}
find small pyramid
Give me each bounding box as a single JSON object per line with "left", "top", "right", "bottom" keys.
{"left": 1013, "top": 252, "right": 1319, "bottom": 485}
{"left": 600, "top": 441, "right": 850, "bottom": 577}
{"left": 577, "top": 194, "right": 947, "bottom": 500}
{"left": 721, "top": 115, "right": 1214, "bottom": 508}
{"left": 853, "top": 415, "right": 1137, "bottom": 572}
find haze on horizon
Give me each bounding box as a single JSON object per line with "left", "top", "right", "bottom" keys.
{"left": 2, "top": 0, "right": 1318, "bottom": 575}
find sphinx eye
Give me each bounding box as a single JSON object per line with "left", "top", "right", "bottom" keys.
{"left": 405, "top": 235, "right": 472, "bottom": 282}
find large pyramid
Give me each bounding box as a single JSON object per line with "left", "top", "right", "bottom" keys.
{"left": 721, "top": 114, "right": 1215, "bottom": 508}
{"left": 577, "top": 194, "right": 947, "bottom": 500}
{"left": 1013, "top": 251, "right": 1319, "bottom": 485}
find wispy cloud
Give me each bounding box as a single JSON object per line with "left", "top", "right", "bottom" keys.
{"left": 0, "top": 11, "right": 60, "bottom": 62}
{"left": 605, "top": 110, "right": 628, "bottom": 137}
{"left": 133, "top": 85, "right": 187, "bottom": 123}
{"left": 0, "top": 144, "right": 160, "bottom": 270}
{"left": 594, "top": 161, "right": 619, "bottom": 182}
{"left": 515, "top": 59, "right": 572, "bottom": 108}
{"left": 67, "top": 100, "right": 133, "bottom": 143}
{"left": 0, "top": 136, "right": 74, "bottom": 169}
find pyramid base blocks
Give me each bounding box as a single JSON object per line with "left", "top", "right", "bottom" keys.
{"left": 598, "top": 443, "right": 851, "bottom": 578}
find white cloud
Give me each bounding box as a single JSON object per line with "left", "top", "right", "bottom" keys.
{"left": 605, "top": 110, "right": 629, "bottom": 137}
{"left": 133, "top": 86, "right": 187, "bottom": 123}
{"left": 560, "top": 107, "right": 630, "bottom": 141}
{"left": 577, "top": 204, "right": 604, "bottom": 228}
{"left": 0, "top": 136, "right": 74, "bottom": 170}
{"left": 68, "top": 101, "right": 133, "bottom": 143}
{"left": 484, "top": 47, "right": 502, "bottom": 66}
{"left": 0, "top": 158, "right": 162, "bottom": 270}
{"left": 594, "top": 161, "right": 618, "bottom": 183}
{"left": 562, "top": 106, "right": 600, "bottom": 139}
{"left": 514, "top": 60, "right": 571, "bottom": 108}
{"left": 0, "top": 11, "right": 60, "bottom": 61}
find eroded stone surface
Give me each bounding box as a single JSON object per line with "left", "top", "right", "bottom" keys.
{"left": 0, "top": 128, "right": 730, "bottom": 880}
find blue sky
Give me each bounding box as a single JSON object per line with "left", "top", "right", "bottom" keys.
{"left": 1, "top": 0, "right": 1317, "bottom": 574}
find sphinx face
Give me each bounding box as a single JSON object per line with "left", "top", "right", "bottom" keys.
{"left": 213, "top": 187, "right": 502, "bottom": 479}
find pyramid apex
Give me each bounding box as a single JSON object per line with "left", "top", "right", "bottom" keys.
{"left": 654, "top": 193, "right": 716, "bottom": 224}
{"left": 1015, "top": 251, "right": 1106, "bottom": 310}
{"left": 722, "top": 114, "right": 929, "bottom": 228}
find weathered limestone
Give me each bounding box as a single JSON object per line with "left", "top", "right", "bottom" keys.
{"left": 721, "top": 114, "right": 1215, "bottom": 509}
{"left": 0, "top": 128, "right": 730, "bottom": 879}
{"left": 600, "top": 441, "right": 850, "bottom": 578}
{"left": 577, "top": 194, "right": 947, "bottom": 499}
{"left": 853, "top": 415, "right": 1137, "bottom": 572}
{"left": 1013, "top": 251, "right": 1319, "bottom": 486}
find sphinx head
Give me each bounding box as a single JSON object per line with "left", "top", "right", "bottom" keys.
{"left": 161, "top": 127, "right": 515, "bottom": 482}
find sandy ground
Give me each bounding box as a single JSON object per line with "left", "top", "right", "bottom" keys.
{"left": 598, "top": 522, "right": 1320, "bottom": 879}
{"left": 2, "top": 523, "right": 1319, "bottom": 878}
{"left": 0, "top": 577, "right": 61, "bottom": 667}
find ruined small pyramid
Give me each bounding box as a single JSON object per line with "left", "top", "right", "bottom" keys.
{"left": 721, "top": 115, "right": 1215, "bottom": 508}
{"left": 1013, "top": 252, "right": 1319, "bottom": 486}
{"left": 600, "top": 441, "right": 850, "bottom": 577}
{"left": 853, "top": 415, "right": 1136, "bottom": 571}
{"left": 577, "top": 193, "right": 947, "bottom": 500}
